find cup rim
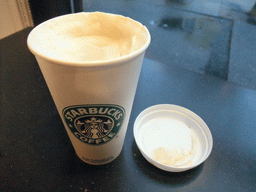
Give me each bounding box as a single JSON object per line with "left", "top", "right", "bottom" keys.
{"left": 27, "top": 12, "right": 151, "bottom": 68}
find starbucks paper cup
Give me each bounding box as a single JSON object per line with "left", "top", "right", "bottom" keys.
{"left": 27, "top": 12, "right": 150, "bottom": 165}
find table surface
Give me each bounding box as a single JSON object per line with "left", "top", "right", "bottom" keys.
{"left": 1, "top": 28, "right": 255, "bottom": 192}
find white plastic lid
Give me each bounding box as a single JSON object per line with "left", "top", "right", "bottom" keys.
{"left": 134, "top": 104, "right": 213, "bottom": 172}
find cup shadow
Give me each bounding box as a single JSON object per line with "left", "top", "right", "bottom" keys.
{"left": 62, "top": 143, "right": 126, "bottom": 176}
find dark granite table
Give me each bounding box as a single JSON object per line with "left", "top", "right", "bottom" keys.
{"left": 1, "top": 28, "right": 255, "bottom": 192}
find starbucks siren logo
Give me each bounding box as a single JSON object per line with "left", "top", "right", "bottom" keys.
{"left": 62, "top": 104, "right": 125, "bottom": 145}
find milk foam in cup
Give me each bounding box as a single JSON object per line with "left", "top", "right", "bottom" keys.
{"left": 27, "top": 12, "right": 150, "bottom": 165}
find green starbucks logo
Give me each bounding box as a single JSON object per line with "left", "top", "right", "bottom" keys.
{"left": 62, "top": 104, "right": 125, "bottom": 145}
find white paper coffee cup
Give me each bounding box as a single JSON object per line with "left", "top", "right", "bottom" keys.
{"left": 27, "top": 12, "right": 150, "bottom": 165}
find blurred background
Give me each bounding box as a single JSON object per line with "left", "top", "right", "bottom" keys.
{"left": 1, "top": 0, "right": 256, "bottom": 89}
